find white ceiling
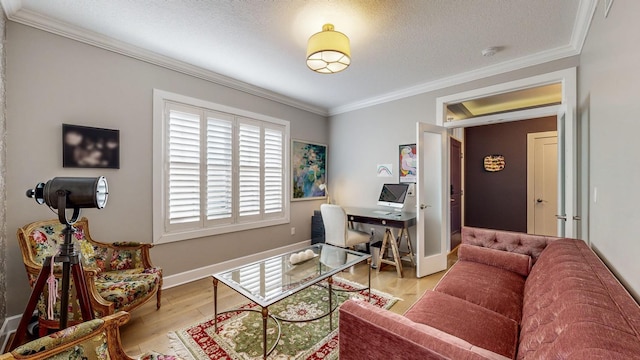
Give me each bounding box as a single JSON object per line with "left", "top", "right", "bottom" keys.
{"left": 1, "top": 0, "right": 595, "bottom": 116}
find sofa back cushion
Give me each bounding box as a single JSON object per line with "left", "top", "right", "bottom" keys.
{"left": 462, "top": 226, "right": 558, "bottom": 264}
{"left": 458, "top": 244, "right": 532, "bottom": 276}
{"left": 518, "top": 239, "right": 640, "bottom": 359}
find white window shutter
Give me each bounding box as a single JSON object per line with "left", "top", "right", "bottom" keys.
{"left": 264, "top": 126, "right": 284, "bottom": 215}
{"left": 206, "top": 112, "right": 234, "bottom": 223}
{"left": 167, "top": 105, "right": 201, "bottom": 227}
{"left": 238, "top": 120, "right": 261, "bottom": 219}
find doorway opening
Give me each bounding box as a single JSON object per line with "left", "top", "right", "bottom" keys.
{"left": 433, "top": 67, "right": 582, "bottom": 252}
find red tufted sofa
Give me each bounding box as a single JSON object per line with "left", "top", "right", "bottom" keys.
{"left": 339, "top": 226, "right": 640, "bottom": 359}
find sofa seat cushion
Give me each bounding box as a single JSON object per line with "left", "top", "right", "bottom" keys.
{"left": 434, "top": 260, "right": 525, "bottom": 322}
{"left": 518, "top": 239, "right": 640, "bottom": 359}
{"left": 96, "top": 270, "right": 161, "bottom": 310}
{"left": 405, "top": 291, "right": 519, "bottom": 359}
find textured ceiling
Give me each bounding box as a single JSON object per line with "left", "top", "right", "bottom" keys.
{"left": 2, "top": 0, "right": 593, "bottom": 115}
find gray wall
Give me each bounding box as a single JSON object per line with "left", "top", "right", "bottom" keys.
{"left": 328, "top": 58, "right": 579, "bottom": 208}
{"left": 464, "top": 117, "right": 557, "bottom": 232}
{"left": 328, "top": 1, "right": 640, "bottom": 301}
{"left": 578, "top": 2, "right": 640, "bottom": 299}
{"left": 4, "top": 22, "right": 328, "bottom": 317}
{"left": 328, "top": 58, "right": 578, "bottom": 246}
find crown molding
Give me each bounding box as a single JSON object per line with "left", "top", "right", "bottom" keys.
{"left": 329, "top": 0, "right": 597, "bottom": 116}
{"left": 328, "top": 45, "right": 577, "bottom": 116}
{"left": 0, "top": 0, "right": 21, "bottom": 17}
{"left": 1, "top": 0, "right": 597, "bottom": 119}
{"left": 570, "top": 0, "right": 598, "bottom": 52}
{"left": 3, "top": 6, "right": 329, "bottom": 117}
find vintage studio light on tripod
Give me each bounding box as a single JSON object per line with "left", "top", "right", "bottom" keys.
{"left": 27, "top": 176, "right": 108, "bottom": 221}
{"left": 11, "top": 176, "right": 109, "bottom": 350}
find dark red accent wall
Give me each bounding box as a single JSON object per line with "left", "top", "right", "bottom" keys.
{"left": 464, "top": 116, "right": 556, "bottom": 232}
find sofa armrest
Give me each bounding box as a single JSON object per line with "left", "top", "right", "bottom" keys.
{"left": 461, "top": 226, "right": 559, "bottom": 264}
{"left": 339, "top": 299, "right": 510, "bottom": 360}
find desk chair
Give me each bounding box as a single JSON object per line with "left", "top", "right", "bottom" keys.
{"left": 320, "top": 204, "right": 372, "bottom": 252}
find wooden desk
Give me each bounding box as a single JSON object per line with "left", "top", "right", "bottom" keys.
{"left": 344, "top": 207, "right": 416, "bottom": 277}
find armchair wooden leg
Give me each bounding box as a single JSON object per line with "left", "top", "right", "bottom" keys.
{"left": 156, "top": 287, "right": 162, "bottom": 309}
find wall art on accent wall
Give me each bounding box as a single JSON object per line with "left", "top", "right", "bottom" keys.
{"left": 63, "top": 124, "right": 120, "bottom": 169}
{"left": 483, "top": 154, "right": 505, "bottom": 172}
{"left": 292, "top": 140, "right": 327, "bottom": 201}
{"left": 399, "top": 143, "right": 417, "bottom": 183}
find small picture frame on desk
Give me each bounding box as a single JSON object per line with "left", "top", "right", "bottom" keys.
{"left": 399, "top": 143, "right": 416, "bottom": 183}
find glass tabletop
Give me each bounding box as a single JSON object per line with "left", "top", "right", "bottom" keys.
{"left": 213, "top": 243, "right": 370, "bottom": 307}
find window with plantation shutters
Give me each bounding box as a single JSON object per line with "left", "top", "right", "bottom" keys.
{"left": 153, "top": 90, "right": 290, "bottom": 244}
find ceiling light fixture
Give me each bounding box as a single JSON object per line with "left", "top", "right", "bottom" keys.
{"left": 306, "top": 23, "right": 351, "bottom": 74}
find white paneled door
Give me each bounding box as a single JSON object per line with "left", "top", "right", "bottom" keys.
{"left": 527, "top": 131, "right": 558, "bottom": 236}
{"left": 415, "top": 122, "right": 449, "bottom": 278}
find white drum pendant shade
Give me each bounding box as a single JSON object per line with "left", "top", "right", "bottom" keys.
{"left": 306, "top": 24, "right": 351, "bottom": 74}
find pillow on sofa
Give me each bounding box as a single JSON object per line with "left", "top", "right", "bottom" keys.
{"left": 458, "top": 244, "right": 532, "bottom": 276}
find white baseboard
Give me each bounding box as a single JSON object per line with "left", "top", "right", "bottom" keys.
{"left": 1, "top": 239, "right": 312, "bottom": 340}
{"left": 162, "top": 239, "right": 311, "bottom": 289}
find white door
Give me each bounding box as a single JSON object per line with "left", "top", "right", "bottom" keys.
{"left": 415, "top": 122, "right": 448, "bottom": 277}
{"left": 527, "top": 131, "right": 558, "bottom": 236}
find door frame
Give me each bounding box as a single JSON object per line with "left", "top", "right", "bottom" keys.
{"left": 433, "top": 68, "right": 584, "bottom": 243}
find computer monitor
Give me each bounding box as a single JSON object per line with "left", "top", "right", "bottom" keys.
{"left": 377, "top": 183, "right": 410, "bottom": 210}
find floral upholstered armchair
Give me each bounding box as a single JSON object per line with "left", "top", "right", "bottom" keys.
{"left": 16, "top": 217, "right": 162, "bottom": 336}
{"left": 0, "top": 311, "right": 180, "bottom": 360}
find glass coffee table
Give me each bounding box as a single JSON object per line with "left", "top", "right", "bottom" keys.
{"left": 211, "top": 243, "right": 371, "bottom": 359}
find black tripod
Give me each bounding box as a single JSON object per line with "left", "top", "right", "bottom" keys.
{"left": 10, "top": 191, "right": 95, "bottom": 350}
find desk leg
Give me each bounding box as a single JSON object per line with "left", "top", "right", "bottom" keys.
{"left": 388, "top": 229, "right": 404, "bottom": 277}
{"left": 402, "top": 227, "right": 416, "bottom": 267}
{"left": 376, "top": 229, "right": 389, "bottom": 274}
{"left": 377, "top": 228, "right": 404, "bottom": 277}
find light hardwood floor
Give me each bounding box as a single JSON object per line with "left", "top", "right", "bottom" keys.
{"left": 120, "top": 255, "right": 456, "bottom": 357}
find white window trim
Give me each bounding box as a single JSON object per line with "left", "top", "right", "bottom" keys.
{"left": 153, "top": 89, "right": 290, "bottom": 244}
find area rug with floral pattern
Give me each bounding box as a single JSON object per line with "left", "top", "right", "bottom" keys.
{"left": 168, "top": 277, "right": 399, "bottom": 360}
